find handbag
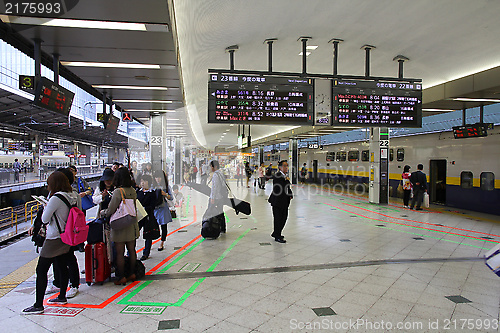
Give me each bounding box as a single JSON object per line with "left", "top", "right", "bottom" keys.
{"left": 170, "top": 209, "right": 177, "bottom": 219}
{"left": 224, "top": 182, "right": 251, "bottom": 215}
{"left": 109, "top": 188, "right": 137, "bottom": 230}
{"left": 423, "top": 192, "right": 430, "bottom": 208}
{"left": 136, "top": 200, "right": 148, "bottom": 222}
{"left": 87, "top": 217, "right": 106, "bottom": 244}
{"left": 154, "top": 202, "right": 172, "bottom": 225}
{"left": 143, "top": 216, "right": 161, "bottom": 240}
{"left": 78, "top": 178, "right": 95, "bottom": 211}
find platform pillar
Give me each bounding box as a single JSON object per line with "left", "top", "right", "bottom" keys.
{"left": 174, "top": 137, "right": 182, "bottom": 185}
{"left": 369, "top": 127, "right": 389, "bottom": 204}
{"left": 150, "top": 114, "right": 167, "bottom": 173}
{"left": 288, "top": 138, "right": 298, "bottom": 184}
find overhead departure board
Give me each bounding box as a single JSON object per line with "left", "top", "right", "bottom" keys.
{"left": 33, "top": 77, "right": 74, "bottom": 116}
{"left": 208, "top": 72, "right": 314, "bottom": 125}
{"left": 452, "top": 123, "right": 489, "bottom": 139}
{"left": 332, "top": 79, "right": 422, "bottom": 127}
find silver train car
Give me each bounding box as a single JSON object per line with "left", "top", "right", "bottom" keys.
{"left": 267, "top": 127, "right": 500, "bottom": 215}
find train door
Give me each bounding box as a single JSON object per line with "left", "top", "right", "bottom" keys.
{"left": 312, "top": 160, "right": 318, "bottom": 183}
{"left": 429, "top": 159, "right": 446, "bottom": 204}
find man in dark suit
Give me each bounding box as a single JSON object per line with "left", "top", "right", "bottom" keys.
{"left": 409, "top": 164, "right": 427, "bottom": 210}
{"left": 268, "top": 160, "right": 293, "bottom": 243}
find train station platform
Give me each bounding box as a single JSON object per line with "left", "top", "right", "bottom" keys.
{"left": 0, "top": 182, "right": 498, "bottom": 332}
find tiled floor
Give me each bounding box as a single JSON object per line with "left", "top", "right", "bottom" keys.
{"left": 0, "top": 182, "right": 499, "bottom": 332}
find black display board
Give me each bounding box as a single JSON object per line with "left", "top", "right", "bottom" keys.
{"left": 105, "top": 114, "right": 120, "bottom": 132}
{"left": 208, "top": 72, "right": 314, "bottom": 125}
{"left": 33, "top": 77, "right": 74, "bottom": 116}
{"left": 332, "top": 79, "right": 422, "bottom": 127}
{"left": 452, "top": 123, "right": 489, "bottom": 139}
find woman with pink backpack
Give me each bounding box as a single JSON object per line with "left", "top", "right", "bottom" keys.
{"left": 23, "top": 171, "right": 80, "bottom": 314}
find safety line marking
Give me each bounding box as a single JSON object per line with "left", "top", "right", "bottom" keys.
{"left": 320, "top": 194, "right": 500, "bottom": 239}
{"left": 321, "top": 202, "right": 495, "bottom": 249}
{"left": 117, "top": 228, "right": 251, "bottom": 307}
{"left": 0, "top": 257, "right": 38, "bottom": 298}
{"left": 45, "top": 204, "right": 199, "bottom": 309}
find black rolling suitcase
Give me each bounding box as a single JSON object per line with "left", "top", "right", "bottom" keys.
{"left": 201, "top": 215, "right": 222, "bottom": 239}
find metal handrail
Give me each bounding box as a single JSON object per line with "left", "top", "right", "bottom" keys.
{"left": 25, "top": 200, "right": 40, "bottom": 226}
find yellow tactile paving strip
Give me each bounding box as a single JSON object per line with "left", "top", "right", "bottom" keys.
{"left": 0, "top": 257, "right": 37, "bottom": 297}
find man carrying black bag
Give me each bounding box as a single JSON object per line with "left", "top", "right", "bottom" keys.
{"left": 268, "top": 160, "right": 293, "bottom": 243}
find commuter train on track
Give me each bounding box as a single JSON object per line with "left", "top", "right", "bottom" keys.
{"left": 266, "top": 127, "right": 500, "bottom": 215}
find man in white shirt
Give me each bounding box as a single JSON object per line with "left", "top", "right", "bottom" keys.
{"left": 209, "top": 160, "right": 228, "bottom": 233}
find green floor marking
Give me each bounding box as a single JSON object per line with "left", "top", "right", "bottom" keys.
{"left": 319, "top": 193, "right": 400, "bottom": 213}
{"left": 118, "top": 228, "right": 251, "bottom": 307}
{"left": 118, "top": 238, "right": 204, "bottom": 305}
{"left": 185, "top": 195, "right": 190, "bottom": 217}
{"left": 319, "top": 203, "right": 491, "bottom": 250}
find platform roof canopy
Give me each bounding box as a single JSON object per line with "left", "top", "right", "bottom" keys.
{"left": 2, "top": 0, "right": 500, "bottom": 149}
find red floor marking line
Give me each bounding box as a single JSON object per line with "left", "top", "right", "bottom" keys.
{"left": 317, "top": 185, "right": 438, "bottom": 213}
{"left": 147, "top": 235, "right": 202, "bottom": 275}
{"left": 44, "top": 205, "right": 199, "bottom": 309}
{"left": 340, "top": 201, "right": 500, "bottom": 238}
{"left": 323, "top": 202, "right": 500, "bottom": 244}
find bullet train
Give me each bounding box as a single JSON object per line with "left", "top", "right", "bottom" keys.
{"left": 265, "top": 127, "right": 500, "bottom": 216}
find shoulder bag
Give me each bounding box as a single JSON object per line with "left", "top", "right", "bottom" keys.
{"left": 110, "top": 188, "right": 137, "bottom": 230}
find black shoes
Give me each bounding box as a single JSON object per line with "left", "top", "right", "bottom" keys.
{"left": 275, "top": 237, "right": 286, "bottom": 243}
{"left": 48, "top": 297, "right": 68, "bottom": 305}
{"left": 139, "top": 255, "right": 148, "bottom": 261}
{"left": 415, "top": 207, "right": 423, "bottom": 211}
{"left": 22, "top": 305, "right": 44, "bottom": 315}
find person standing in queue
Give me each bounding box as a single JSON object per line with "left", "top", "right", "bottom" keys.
{"left": 401, "top": 165, "right": 412, "bottom": 208}
{"left": 409, "top": 164, "right": 427, "bottom": 211}
{"left": 102, "top": 168, "right": 139, "bottom": 285}
{"left": 244, "top": 162, "right": 252, "bottom": 188}
{"left": 22, "top": 171, "right": 78, "bottom": 314}
{"left": 208, "top": 160, "right": 228, "bottom": 233}
{"left": 268, "top": 160, "right": 293, "bottom": 243}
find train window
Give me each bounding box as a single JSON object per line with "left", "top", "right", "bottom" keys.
{"left": 336, "top": 151, "right": 346, "bottom": 161}
{"left": 460, "top": 171, "right": 473, "bottom": 189}
{"left": 361, "top": 150, "right": 369, "bottom": 162}
{"left": 0, "top": 163, "right": 3, "bottom": 168}
{"left": 480, "top": 172, "right": 495, "bottom": 191}
{"left": 326, "top": 152, "right": 335, "bottom": 162}
{"left": 397, "top": 148, "right": 404, "bottom": 161}
{"left": 348, "top": 151, "right": 359, "bottom": 161}
{"left": 389, "top": 149, "right": 394, "bottom": 161}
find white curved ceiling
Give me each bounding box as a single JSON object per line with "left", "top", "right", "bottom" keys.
{"left": 172, "top": 0, "right": 500, "bottom": 148}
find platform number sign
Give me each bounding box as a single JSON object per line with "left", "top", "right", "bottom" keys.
{"left": 19, "top": 75, "right": 35, "bottom": 92}
{"left": 379, "top": 140, "right": 389, "bottom": 147}
{"left": 121, "top": 112, "right": 133, "bottom": 122}
{"left": 151, "top": 136, "right": 162, "bottom": 145}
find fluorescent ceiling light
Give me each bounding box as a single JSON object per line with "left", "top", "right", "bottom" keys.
{"left": 92, "top": 85, "right": 168, "bottom": 90}
{"left": 0, "top": 15, "right": 168, "bottom": 31}
{"left": 114, "top": 99, "right": 173, "bottom": 103}
{"left": 306, "top": 45, "right": 318, "bottom": 50}
{"left": 298, "top": 52, "right": 312, "bottom": 56}
{"left": 452, "top": 98, "right": 500, "bottom": 102}
{"left": 61, "top": 61, "right": 160, "bottom": 69}
{"left": 422, "top": 108, "right": 455, "bottom": 112}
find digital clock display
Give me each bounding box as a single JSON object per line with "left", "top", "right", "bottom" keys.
{"left": 332, "top": 79, "right": 422, "bottom": 127}
{"left": 453, "top": 123, "right": 489, "bottom": 139}
{"left": 33, "top": 77, "right": 74, "bottom": 116}
{"left": 208, "top": 72, "right": 314, "bottom": 125}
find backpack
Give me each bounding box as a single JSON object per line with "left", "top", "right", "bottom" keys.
{"left": 54, "top": 194, "right": 89, "bottom": 246}
{"left": 31, "top": 208, "right": 45, "bottom": 252}
{"left": 193, "top": 166, "right": 198, "bottom": 173}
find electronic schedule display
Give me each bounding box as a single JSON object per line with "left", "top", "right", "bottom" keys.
{"left": 332, "top": 79, "right": 422, "bottom": 127}
{"left": 208, "top": 72, "right": 314, "bottom": 125}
